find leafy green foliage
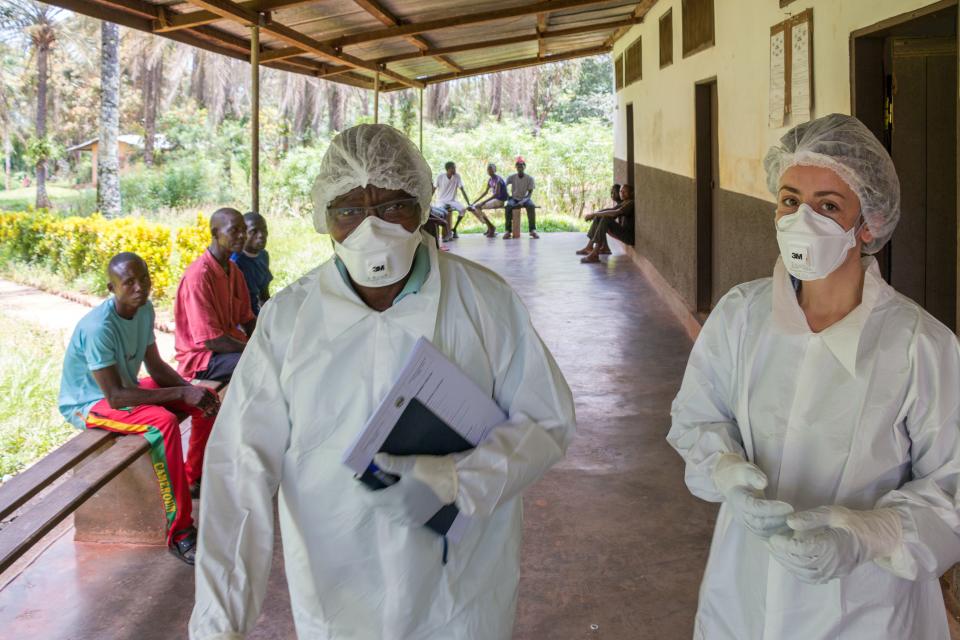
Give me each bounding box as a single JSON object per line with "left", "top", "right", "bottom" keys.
{"left": 0, "top": 312, "right": 74, "bottom": 479}
{"left": 120, "top": 158, "right": 217, "bottom": 211}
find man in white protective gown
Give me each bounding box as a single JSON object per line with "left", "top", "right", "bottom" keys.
{"left": 189, "top": 123, "right": 576, "bottom": 640}
{"left": 668, "top": 113, "right": 960, "bottom": 640}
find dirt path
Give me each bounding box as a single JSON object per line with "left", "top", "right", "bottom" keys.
{"left": 0, "top": 279, "right": 176, "bottom": 362}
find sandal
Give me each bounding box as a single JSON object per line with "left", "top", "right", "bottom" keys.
{"left": 529, "top": 231, "right": 540, "bottom": 239}
{"left": 169, "top": 528, "right": 198, "bottom": 566}
{"left": 576, "top": 246, "right": 593, "bottom": 255}
{"left": 580, "top": 253, "right": 601, "bottom": 264}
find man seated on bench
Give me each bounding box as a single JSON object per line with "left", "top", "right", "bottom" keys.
{"left": 57, "top": 252, "right": 220, "bottom": 565}
{"left": 231, "top": 211, "right": 273, "bottom": 317}
{"left": 504, "top": 156, "right": 539, "bottom": 239}
{"left": 174, "top": 208, "right": 256, "bottom": 383}
{"left": 461, "top": 162, "right": 502, "bottom": 238}
{"left": 579, "top": 183, "right": 635, "bottom": 264}
{"left": 434, "top": 161, "right": 471, "bottom": 241}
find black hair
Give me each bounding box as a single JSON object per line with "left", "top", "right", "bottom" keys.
{"left": 243, "top": 211, "right": 266, "bottom": 226}
{"left": 106, "top": 252, "right": 147, "bottom": 280}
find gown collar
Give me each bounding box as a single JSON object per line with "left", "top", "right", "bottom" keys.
{"left": 772, "top": 256, "right": 892, "bottom": 376}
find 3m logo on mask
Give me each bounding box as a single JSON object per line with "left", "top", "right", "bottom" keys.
{"left": 365, "top": 254, "right": 390, "bottom": 280}
{"left": 788, "top": 244, "right": 810, "bottom": 270}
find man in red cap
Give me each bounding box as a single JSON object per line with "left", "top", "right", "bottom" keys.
{"left": 504, "top": 156, "right": 538, "bottom": 239}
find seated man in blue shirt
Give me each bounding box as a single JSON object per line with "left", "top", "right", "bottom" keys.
{"left": 58, "top": 252, "right": 220, "bottom": 565}
{"left": 230, "top": 212, "right": 273, "bottom": 316}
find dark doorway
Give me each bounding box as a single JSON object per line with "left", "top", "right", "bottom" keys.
{"left": 695, "top": 79, "right": 718, "bottom": 315}
{"left": 625, "top": 103, "right": 635, "bottom": 188}
{"left": 852, "top": 1, "right": 958, "bottom": 331}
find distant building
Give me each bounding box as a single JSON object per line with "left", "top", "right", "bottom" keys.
{"left": 66, "top": 134, "right": 171, "bottom": 186}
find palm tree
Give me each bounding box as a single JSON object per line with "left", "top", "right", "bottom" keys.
{"left": 98, "top": 20, "right": 120, "bottom": 216}
{"left": 0, "top": 0, "right": 66, "bottom": 208}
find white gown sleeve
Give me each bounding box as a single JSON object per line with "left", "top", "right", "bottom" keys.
{"left": 453, "top": 290, "right": 576, "bottom": 518}
{"left": 667, "top": 288, "right": 749, "bottom": 502}
{"left": 189, "top": 300, "right": 292, "bottom": 640}
{"left": 874, "top": 316, "right": 960, "bottom": 580}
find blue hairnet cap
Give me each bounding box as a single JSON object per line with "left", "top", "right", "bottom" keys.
{"left": 763, "top": 114, "right": 901, "bottom": 254}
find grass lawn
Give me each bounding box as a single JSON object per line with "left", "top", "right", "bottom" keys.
{"left": 0, "top": 184, "right": 95, "bottom": 212}
{"left": 0, "top": 312, "right": 75, "bottom": 480}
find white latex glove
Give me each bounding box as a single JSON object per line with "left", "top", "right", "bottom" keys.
{"left": 359, "top": 474, "right": 448, "bottom": 528}
{"left": 767, "top": 505, "right": 903, "bottom": 584}
{"left": 374, "top": 453, "right": 459, "bottom": 505}
{"left": 712, "top": 453, "right": 794, "bottom": 538}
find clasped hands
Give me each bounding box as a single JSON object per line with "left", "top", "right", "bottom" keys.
{"left": 712, "top": 454, "right": 902, "bottom": 584}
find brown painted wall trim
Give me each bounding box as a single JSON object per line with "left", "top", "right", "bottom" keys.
{"left": 610, "top": 237, "right": 703, "bottom": 342}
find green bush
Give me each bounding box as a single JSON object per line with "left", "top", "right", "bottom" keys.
{"left": 121, "top": 157, "right": 218, "bottom": 211}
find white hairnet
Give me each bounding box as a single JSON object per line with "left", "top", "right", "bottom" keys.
{"left": 763, "top": 113, "right": 901, "bottom": 254}
{"left": 311, "top": 124, "right": 433, "bottom": 233}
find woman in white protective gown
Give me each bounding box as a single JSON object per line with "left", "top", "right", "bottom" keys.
{"left": 668, "top": 113, "right": 960, "bottom": 639}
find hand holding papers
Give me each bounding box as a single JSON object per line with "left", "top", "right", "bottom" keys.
{"left": 342, "top": 337, "right": 507, "bottom": 542}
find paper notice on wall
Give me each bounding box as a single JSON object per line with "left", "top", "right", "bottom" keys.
{"left": 769, "top": 30, "right": 786, "bottom": 128}
{"left": 791, "top": 22, "right": 811, "bottom": 124}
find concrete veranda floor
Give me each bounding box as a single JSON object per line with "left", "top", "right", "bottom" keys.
{"left": 0, "top": 232, "right": 716, "bottom": 639}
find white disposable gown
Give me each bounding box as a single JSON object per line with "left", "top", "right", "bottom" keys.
{"left": 190, "top": 236, "right": 576, "bottom": 640}
{"left": 668, "top": 256, "right": 960, "bottom": 640}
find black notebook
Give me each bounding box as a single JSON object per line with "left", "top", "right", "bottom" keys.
{"left": 342, "top": 337, "right": 507, "bottom": 541}
{"left": 357, "top": 397, "right": 474, "bottom": 536}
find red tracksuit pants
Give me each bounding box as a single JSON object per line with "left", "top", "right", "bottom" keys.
{"left": 84, "top": 377, "right": 216, "bottom": 545}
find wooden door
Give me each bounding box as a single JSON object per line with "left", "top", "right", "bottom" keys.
{"left": 889, "top": 36, "right": 958, "bottom": 330}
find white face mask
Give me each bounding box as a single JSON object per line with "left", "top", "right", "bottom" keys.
{"left": 333, "top": 216, "right": 421, "bottom": 287}
{"left": 775, "top": 203, "right": 861, "bottom": 281}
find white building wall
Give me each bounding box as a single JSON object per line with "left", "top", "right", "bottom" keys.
{"left": 612, "top": 0, "right": 943, "bottom": 201}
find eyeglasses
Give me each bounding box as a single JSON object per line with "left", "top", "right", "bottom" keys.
{"left": 328, "top": 197, "right": 421, "bottom": 225}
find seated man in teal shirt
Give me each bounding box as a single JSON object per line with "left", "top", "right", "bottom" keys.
{"left": 58, "top": 252, "right": 220, "bottom": 564}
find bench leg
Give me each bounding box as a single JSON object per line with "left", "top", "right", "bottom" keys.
{"left": 74, "top": 448, "right": 168, "bottom": 545}
{"left": 74, "top": 416, "right": 197, "bottom": 546}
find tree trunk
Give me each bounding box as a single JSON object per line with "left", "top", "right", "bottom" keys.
{"left": 35, "top": 35, "right": 52, "bottom": 209}
{"left": 426, "top": 84, "right": 449, "bottom": 125}
{"left": 98, "top": 22, "right": 122, "bottom": 217}
{"left": 490, "top": 73, "right": 503, "bottom": 121}
{"left": 143, "top": 55, "right": 162, "bottom": 166}
{"left": 3, "top": 126, "right": 10, "bottom": 192}
{"left": 326, "top": 83, "right": 343, "bottom": 133}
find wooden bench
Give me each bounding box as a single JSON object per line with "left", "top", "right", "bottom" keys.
{"left": 470, "top": 203, "right": 540, "bottom": 237}
{"left": 0, "top": 379, "right": 225, "bottom": 573}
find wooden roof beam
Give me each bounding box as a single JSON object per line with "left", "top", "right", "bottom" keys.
{"left": 327, "top": 0, "right": 625, "bottom": 48}
{"left": 604, "top": 0, "right": 657, "bottom": 47}
{"left": 183, "top": 0, "right": 422, "bottom": 87}
{"left": 40, "top": 0, "right": 378, "bottom": 85}
{"left": 376, "top": 15, "right": 641, "bottom": 65}
{"left": 153, "top": 0, "right": 313, "bottom": 32}
{"left": 421, "top": 44, "right": 612, "bottom": 85}
{"left": 351, "top": 0, "right": 459, "bottom": 71}
{"left": 537, "top": 11, "right": 549, "bottom": 57}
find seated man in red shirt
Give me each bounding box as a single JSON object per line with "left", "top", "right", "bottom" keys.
{"left": 175, "top": 208, "right": 256, "bottom": 383}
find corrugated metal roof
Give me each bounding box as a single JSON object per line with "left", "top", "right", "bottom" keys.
{"left": 44, "top": 0, "right": 657, "bottom": 89}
